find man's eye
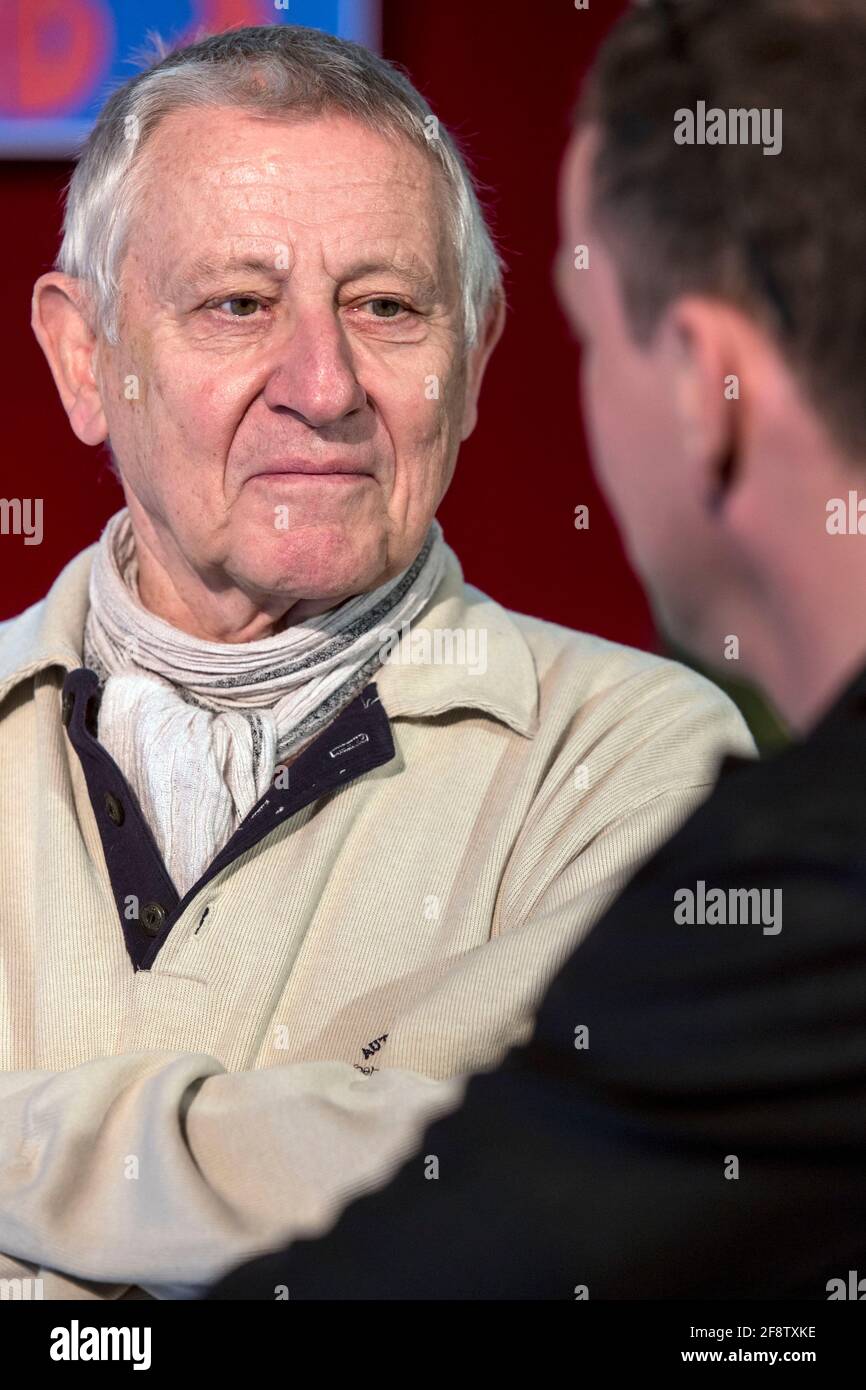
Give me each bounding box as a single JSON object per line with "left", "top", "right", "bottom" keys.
{"left": 365, "top": 298, "right": 408, "bottom": 319}
{"left": 214, "top": 297, "right": 262, "bottom": 317}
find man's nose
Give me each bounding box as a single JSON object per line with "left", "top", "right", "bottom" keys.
{"left": 262, "top": 309, "right": 367, "bottom": 427}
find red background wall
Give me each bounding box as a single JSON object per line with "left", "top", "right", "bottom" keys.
{"left": 0, "top": 0, "right": 653, "bottom": 649}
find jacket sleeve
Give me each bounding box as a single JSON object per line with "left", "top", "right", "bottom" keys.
{"left": 0, "top": 1053, "right": 468, "bottom": 1297}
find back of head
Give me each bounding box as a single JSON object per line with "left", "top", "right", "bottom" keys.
{"left": 578, "top": 0, "right": 866, "bottom": 462}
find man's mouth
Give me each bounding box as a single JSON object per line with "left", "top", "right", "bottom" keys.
{"left": 247, "top": 460, "right": 374, "bottom": 483}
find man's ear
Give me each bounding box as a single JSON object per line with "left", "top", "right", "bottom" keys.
{"left": 31, "top": 272, "right": 108, "bottom": 446}
{"left": 459, "top": 288, "right": 506, "bottom": 441}
{"left": 664, "top": 297, "right": 742, "bottom": 515}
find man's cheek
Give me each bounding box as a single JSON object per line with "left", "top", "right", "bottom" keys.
{"left": 161, "top": 380, "right": 229, "bottom": 458}
{"left": 397, "top": 385, "right": 456, "bottom": 464}
{"left": 583, "top": 368, "right": 631, "bottom": 502}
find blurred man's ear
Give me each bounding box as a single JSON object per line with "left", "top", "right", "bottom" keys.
{"left": 460, "top": 289, "right": 506, "bottom": 441}
{"left": 31, "top": 273, "right": 108, "bottom": 447}
{"left": 665, "top": 297, "right": 741, "bottom": 515}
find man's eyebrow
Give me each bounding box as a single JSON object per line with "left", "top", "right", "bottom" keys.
{"left": 341, "top": 259, "right": 441, "bottom": 298}
{"left": 171, "top": 255, "right": 286, "bottom": 295}
{"left": 170, "top": 254, "right": 442, "bottom": 300}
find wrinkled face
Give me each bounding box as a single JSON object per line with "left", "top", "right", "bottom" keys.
{"left": 95, "top": 107, "right": 474, "bottom": 610}
{"left": 555, "top": 127, "right": 732, "bottom": 654}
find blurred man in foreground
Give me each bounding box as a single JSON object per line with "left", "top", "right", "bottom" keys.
{"left": 210, "top": 0, "right": 866, "bottom": 1300}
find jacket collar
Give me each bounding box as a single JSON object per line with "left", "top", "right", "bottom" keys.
{"left": 0, "top": 533, "right": 538, "bottom": 739}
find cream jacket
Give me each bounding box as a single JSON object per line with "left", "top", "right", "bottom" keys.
{"left": 0, "top": 538, "right": 755, "bottom": 1298}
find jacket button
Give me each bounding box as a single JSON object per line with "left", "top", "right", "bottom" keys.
{"left": 61, "top": 691, "right": 74, "bottom": 727}
{"left": 140, "top": 902, "right": 166, "bottom": 937}
{"left": 104, "top": 791, "right": 125, "bottom": 826}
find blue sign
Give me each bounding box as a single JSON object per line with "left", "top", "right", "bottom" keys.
{"left": 0, "top": 0, "right": 381, "bottom": 157}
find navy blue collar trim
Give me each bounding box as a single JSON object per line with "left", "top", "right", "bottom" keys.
{"left": 61, "top": 668, "right": 396, "bottom": 970}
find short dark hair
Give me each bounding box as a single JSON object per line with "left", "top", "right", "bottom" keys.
{"left": 577, "top": 0, "right": 866, "bottom": 459}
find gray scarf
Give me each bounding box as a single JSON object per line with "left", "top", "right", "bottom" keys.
{"left": 83, "top": 508, "right": 447, "bottom": 895}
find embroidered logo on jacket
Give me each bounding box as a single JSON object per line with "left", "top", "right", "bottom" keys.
{"left": 353, "top": 1032, "right": 389, "bottom": 1076}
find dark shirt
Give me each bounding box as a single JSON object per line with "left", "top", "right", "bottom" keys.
{"left": 208, "top": 664, "right": 866, "bottom": 1300}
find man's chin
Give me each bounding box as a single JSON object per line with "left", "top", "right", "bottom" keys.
{"left": 228, "top": 524, "right": 388, "bottom": 614}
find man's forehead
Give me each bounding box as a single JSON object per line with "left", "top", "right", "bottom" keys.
{"left": 142, "top": 105, "right": 438, "bottom": 202}
{"left": 131, "top": 106, "right": 452, "bottom": 279}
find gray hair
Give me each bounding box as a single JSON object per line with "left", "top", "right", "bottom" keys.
{"left": 56, "top": 24, "right": 505, "bottom": 348}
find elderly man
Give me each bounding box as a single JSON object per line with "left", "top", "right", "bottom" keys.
{"left": 0, "top": 24, "right": 751, "bottom": 1299}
